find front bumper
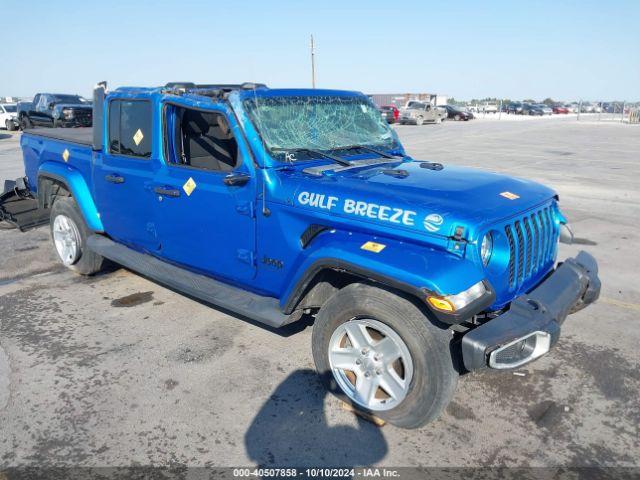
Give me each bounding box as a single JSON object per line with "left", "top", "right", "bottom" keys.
{"left": 461, "top": 251, "right": 600, "bottom": 371}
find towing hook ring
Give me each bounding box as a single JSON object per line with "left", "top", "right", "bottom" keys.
{"left": 526, "top": 298, "right": 542, "bottom": 311}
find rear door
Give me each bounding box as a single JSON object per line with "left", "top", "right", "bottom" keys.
{"left": 35, "top": 94, "right": 54, "bottom": 127}
{"left": 92, "top": 98, "right": 159, "bottom": 251}
{"left": 151, "top": 100, "right": 257, "bottom": 283}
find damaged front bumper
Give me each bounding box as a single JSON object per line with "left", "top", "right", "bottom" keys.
{"left": 461, "top": 251, "right": 601, "bottom": 371}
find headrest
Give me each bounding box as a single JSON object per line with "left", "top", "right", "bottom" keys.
{"left": 182, "top": 110, "right": 211, "bottom": 136}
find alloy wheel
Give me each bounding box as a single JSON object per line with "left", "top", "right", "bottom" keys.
{"left": 53, "top": 214, "right": 81, "bottom": 266}
{"left": 328, "top": 318, "right": 414, "bottom": 411}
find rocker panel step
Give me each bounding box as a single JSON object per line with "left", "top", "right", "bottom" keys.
{"left": 87, "top": 234, "right": 291, "bottom": 328}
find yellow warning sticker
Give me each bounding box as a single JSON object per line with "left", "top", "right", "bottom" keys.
{"left": 183, "top": 177, "right": 197, "bottom": 196}
{"left": 500, "top": 191, "right": 520, "bottom": 200}
{"left": 62, "top": 149, "right": 70, "bottom": 162}
{"left": 133, "top": 129, "right": 144, "bottom": 146}
{"left": 361, "top": 241, "right": 386, "bottom": 253}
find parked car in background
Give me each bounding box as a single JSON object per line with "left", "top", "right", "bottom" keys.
{"left": 18, "top": 93, "right": 92, "bottom": 129}
{"left": 440, "top": 104, "right": 474, "bottom": 121}
{"left": 379, "top": 105, "right": 399, "bottom": 124}
{"left": 399, "top": 101, "right": 444, "bottom": 125}
{"left": 506, "top": 102, "right": 524, "bottom": 114}
{"left": 537, "top": 104, "right": 553, "bottom": 115}
{"left": 522, "top": 103, "right": 545, "bottom": 116}
{"left": 580, "top": 103, "right": 595, "bottom": 113}
{"left": 481, "top": 103, "right": 498, "bottom": 114}
{"left": 552, "top": 104, "right": 569, "bottom": 114}
{"left": 0, "top": 103, "right": 19, "bottom": 131}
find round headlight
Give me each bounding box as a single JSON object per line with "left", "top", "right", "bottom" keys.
{"left": 481, "top": 233, "right": 493, "bottom": 266}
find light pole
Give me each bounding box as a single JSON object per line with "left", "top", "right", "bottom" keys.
{"left": 310, "top": 35, "right": 316, "bottom": 89}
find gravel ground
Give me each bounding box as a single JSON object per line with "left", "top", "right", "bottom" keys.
{"left": 0, "top": 118, "right": 639, "bottom": 469}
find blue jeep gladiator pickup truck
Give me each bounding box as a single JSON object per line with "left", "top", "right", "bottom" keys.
{"left": 0, "top": 81, "right": 600, "bottom": 428}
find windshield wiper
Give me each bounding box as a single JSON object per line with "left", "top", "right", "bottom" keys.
{"left": 273, "top": 148, "right": 352, "bottom": 166}
{"left": 332, "top": 145, "right": 401, "bottom": 159}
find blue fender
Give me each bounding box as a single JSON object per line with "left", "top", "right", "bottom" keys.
{"left": 281, "top": 229, "right": 486, "bottom": 313}
{"left": 38, "top": 161, "right": 104, "bottom": 232}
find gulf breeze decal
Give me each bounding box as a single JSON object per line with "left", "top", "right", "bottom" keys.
{"left": 296, "top": 191, "right": 443, "bottom": 231}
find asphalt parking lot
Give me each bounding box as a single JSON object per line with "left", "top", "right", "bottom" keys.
{"left": 0, "top": 118, "right": 639, "bottom": 468}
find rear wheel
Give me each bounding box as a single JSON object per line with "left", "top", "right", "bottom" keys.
{"left": 50, "top": 197, "right": 105, "bottom": 275}
{"left": 312, "top": 283, "right": 458, "bottom": 429}
{"left": 454, "top": 114, "right": 461, "bottom": 121}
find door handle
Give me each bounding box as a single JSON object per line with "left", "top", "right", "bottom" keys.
{"left": 154, "top": 186, "right": 181, "bottom": 197}
{"left": 223, "top": 172, "right": 251, "bottom": 187}
{"left": 105, "top": 174, "right": 125, "bottom": 184}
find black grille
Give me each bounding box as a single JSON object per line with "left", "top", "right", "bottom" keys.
{"left": 505, "top": 226, "right": 516, "bottom": 287}
{"left": 524, "top": 218, "right": 533, "bottom": 276}
{"left": 504, "top": 206, "right": 558, "bottom": 290}
{"left": 530, "top": 214, "right": 540, "bottom": 272}
{"left": 514, "top": 220, "right": 525, "bottom": 285}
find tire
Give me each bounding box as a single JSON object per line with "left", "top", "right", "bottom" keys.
{"left": 50, "top": 197, "right": 105, "bottom": 275}
{"left": 454, "top": 114, "right": 461, "bottom": 121}
{"left": 312, "top": 283, "right": 458, "bottom": 429}
{"left": 415, "top": 116, "right": 424, "bottom": 126}
{"left": 6, "top": 120, "right": 16, "bottom": 131}
{"left": 21, "top": 116, "right": 32, "bottom": 130}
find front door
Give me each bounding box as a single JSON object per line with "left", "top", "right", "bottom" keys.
{"left": 152, "top": 101, "right": 257, "bottom": 284}
{"left": 93, "top": 98, "right": 159, "bottom": 251}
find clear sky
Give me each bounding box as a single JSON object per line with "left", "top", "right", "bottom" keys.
{"left": 2, "top": 0, "right": 638, "bottom": 101}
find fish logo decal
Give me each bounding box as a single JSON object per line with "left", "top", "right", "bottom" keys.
{"left": 423, "top": 213, "right": 444, "bottom": 232}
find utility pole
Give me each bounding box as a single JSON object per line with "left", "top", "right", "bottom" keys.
{"left": 310, "top": 35, "right": 316, "bottom": 88}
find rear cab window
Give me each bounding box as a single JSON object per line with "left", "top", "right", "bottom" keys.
{"left": 108, "top": 99, "right": 152, "bottom": 158}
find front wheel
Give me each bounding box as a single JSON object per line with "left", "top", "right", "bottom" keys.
{"left": 6, "top": 120, "right": 16, "bottom": 131}
{"left": 415, "top": 116, "right": 424, "bottom": 126}
{"left": 50, "top": 197, "right": 105, "bottom": 275}
{"left": 20, "top": 116, "right": 32, "bottom": 130}
{"left": 312, "top": 283, "right": 458, "bottom": 429}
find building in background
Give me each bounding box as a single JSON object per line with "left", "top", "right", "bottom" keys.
{"left": 368, "top": 93, "right": 448, "bottom": 107}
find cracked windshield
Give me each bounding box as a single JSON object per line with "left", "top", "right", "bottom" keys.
{"left": 243, "top": 95, "right": 398, "bottom": 161}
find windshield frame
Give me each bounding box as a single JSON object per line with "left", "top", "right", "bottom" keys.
{"left": 240, "top": 91, "right": 401, "bottom": 163}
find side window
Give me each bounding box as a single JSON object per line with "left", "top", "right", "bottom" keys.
{"left": 164, "top": 105, "right": 238, "bottom": 172}
{"left": 108, "top": 100, "right": 152, "bottom": 158}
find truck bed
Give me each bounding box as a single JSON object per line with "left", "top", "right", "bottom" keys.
{"left": 24, "top": 127, "right": 93, "bottom": 146}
